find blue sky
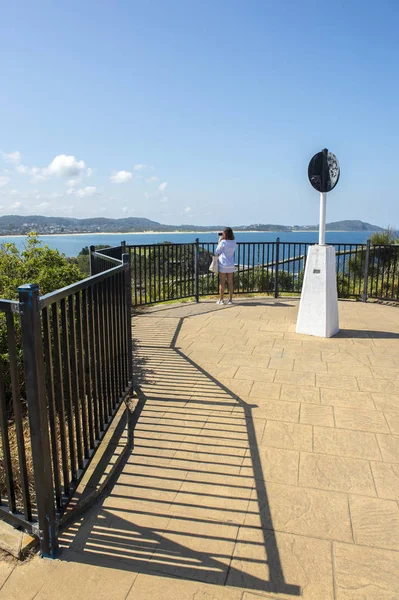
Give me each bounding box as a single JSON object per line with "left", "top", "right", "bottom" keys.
{"left": 1, "top": 0, "right": 398, "bottom": 227}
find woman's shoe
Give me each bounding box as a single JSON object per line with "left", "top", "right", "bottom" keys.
{"left": 216, "top": 299, "right": 224, "bottom": 305}
{"left": 227, "top": 299, "right": 233, "bottom": 305}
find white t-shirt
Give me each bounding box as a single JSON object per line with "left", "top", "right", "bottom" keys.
{"left": 216, "top": 239, "right": 236, "bottom": 272}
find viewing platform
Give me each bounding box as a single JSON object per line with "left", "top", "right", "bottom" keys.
{"left": 2, "top": 298, "right": 399, "bottom": 599}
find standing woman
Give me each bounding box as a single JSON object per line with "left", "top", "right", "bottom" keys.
{"left": 215, "top": 228, "right": 236, "bottom": 305}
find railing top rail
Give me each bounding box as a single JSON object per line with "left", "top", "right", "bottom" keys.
{"left": 93, "top": 250, "right": 121, "bottom": 265}
{"left": 95, "top": 244, "right": 122, "bottom": 252}
{"left": 39, "top": 263, "right": 124, "bottom": 308}
{"left": 126, "top": 242, "right": 197, "bottom": 248}
{"left": 0, "top": 298, "right": 19, "bottom": 313}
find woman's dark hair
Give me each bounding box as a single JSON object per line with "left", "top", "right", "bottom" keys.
{"left": 222, "top": 227, "right": 235, "bottom": 240}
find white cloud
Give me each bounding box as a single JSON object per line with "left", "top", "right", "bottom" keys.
{"left": 110, "top": 170, "right": 132, "bottom": 183}
{"left": 158, "top": 181, "right": 168, "bottom": 193}
{"left": 45, "top": 154, "right": 87, "bottom": 177}
{"left": 66, "top": 178, "right": 81, "bottom": 188}
{"left": 146, "top": 176, "right": 159, "bottom": 183}
{"left": 68, "top": 186, "right": 97, "bottom": 197}
{"left": 1, "top": 151, "right": 21, "bottom": 164}
{"left": 16, "top": 165, "right": 28, "bottom": 174}
{"left": 0, "top": 176, "right": 10, "bottom": 187}
{"left": 134, "top": 164, "right": 153, "bottom": 171}
{"left": 10, "top": 201, "right": 24, "bottom": 210}
{"left": 37, "top": 202, "right": 50, "bottom": 210}
{"left": 183, "top": 206, "right": 192, "bottom": 214}
{"left": 160, "top": 196, "right": 168, "bottom": 203}
{"left": 122, "top": 206, "right": 129, "bottom": 214}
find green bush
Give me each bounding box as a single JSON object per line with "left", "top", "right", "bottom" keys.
{"left": 0, "top": 232, "right": 83, "bottom": 412}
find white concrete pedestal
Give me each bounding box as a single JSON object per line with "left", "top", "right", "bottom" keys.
{"left": 296, "top": 245, "right": 339, "bottom": 338}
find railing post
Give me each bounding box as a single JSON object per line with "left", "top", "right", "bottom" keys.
{"left": 194, "top": 238, "right": 199, "bottom": 302}
{"left": 274, "top": 237, "right": 280, "bottom": 298}
{"left": 121, "top": 240, "right": 126, "bottom": 258}
{"left": 89, "top": 245, "right": 95, "bottom": 276}
{"left": 362, "top": 239, "right": 371, "bottom": 302}
{"left": 123, "top": 254, "right": 134, "bottom": 448}
{"left": 18, "top": 284, "right": 58, "bottom": 558}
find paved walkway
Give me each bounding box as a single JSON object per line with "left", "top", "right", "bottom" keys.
{"left": 1, "top": 298, "right": 399, "bottom": 599}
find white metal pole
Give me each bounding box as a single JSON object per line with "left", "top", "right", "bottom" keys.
{"left": 319, "top": 192, "right": 326, "bottom": 245}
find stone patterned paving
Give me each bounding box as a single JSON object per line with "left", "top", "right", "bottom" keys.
{"left": 1, "top": 298, "right": 399, "bottom": 599}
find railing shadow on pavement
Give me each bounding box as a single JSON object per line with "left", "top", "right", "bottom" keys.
{"left": 57, "top": 313, "right": 301, "bottom": 596}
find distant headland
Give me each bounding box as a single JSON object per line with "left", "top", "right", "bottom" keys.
{"left": 0, "top": 215, "right": 385, "bottom": 236}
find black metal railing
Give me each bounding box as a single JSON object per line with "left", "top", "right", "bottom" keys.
{"left": 0, "top": 249, "right": 132, "bottom": 557}
{"left": 123, "top": 239, "right": 399, "bottom": 305}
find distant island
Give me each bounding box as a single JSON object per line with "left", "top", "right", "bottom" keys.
{"left": 0, "top": 215, "right": 385, "bottom": 235}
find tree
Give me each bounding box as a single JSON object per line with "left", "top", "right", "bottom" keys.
{"left": 0, "top": 232, "right": 83, "bottom": 411}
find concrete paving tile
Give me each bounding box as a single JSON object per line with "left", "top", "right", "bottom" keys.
{"left": 376, "top": 434, "right": 399, "bottom": 463}
{"left": 371, "top": 462, "right": 399, "bottom": 500}
{"left": 240, "top": 446, "right": 299, "bottom": 485}
{"left": 334, "top": 407, "right": 390, "bottom": 433}
{"left": 126, "top": 572, "right": 243, "bottom": 600}
{"left": 268, "top": 357, "right": 294, "bottom": 371}
{"left": 240, "top": 399, "right": 300, "bottom": 423}
{"left": 228, "top": 528, "right": 334, "bottom": 599}
{"left": 34, "top": 550, "right": 138, "bottom": 600}
{"left": 368, "top": 355, "right": 399, "bottom": 368}
{"left": 249, "top": 382, "right": 282, "bottom": 400}
{"left": 321, "top": 350, "right": 371, "bottom": 364}
{"left": 320, "top": 388, "right": 375, "bottom": 409}
{"left": 314, "top": 427, "right": 382, "bottom": 460}
{"left": 147, "top": 517, "right": 239, "bottom": 585}
{"left": 219, "top": 353, "right": 270, "bottom": 367}
{"left": 245, "top": 483, "right": 352, "bottom": 541}
{"left": 358, "top": 378, "right": 399, "bottom": 394}
{"left": 371, "top": 367, "right": 399, "bottom": 380}
{"left": 299, "top": 452, "right": 376, "bottom": 496}
{"left": 234, "top": 366, "right": 276, "bottom": 382}
{"left": 283, "top": 349, "right": 322, "bottom": 361}
{"left": 275, "top": 371, "right": 315, "bottom": 386}
{"left": 300, "top": 404, "right": 334, "bottom": 426}
{"left": 252, "top": 343, "right": 280, "bottom": 354}
{"left": 219, "top": 343, "right": 254, "bottom": 355}
{"left": 215, "top": 378, "right": 254, "bottom": 396}
{"left": 0, "top": 561, "right": 14, "bottom": 592}
{"left": 294, "top": 360, "right": 327, "bottom": 374}
{"left": 260, "top": 322, "right": 290, "bottom": 332}
{"left": 281, "top": 384, "right": 320, "bottom": 404}
{"left": 169, "top": 477, "right": 253, "bottom": 524}
{"left": 261, "top": 421, "right": 313, "bottom": 452}
{"left": 372, "top": 393, "right": 399, "bottom": 412}
{"left": 0, "top": 555, "right": 60, "bottom": 600}
{"left": 327, "top": 362, "right": 373, "bottom": 378}
{"left": 316, "top": 374, "right": 358, "bottom": 390}
{"left": 334, "top": 541, "right": 399, "bottom": 600}
{"left": 384, "top": 412, "right": 399, "bottom": 435}
{"left": 349, "top": 495, "right": 399, "bottom": 551}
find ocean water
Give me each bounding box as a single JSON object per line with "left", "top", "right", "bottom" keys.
{"left": 0, "top": 230, "right": 378, "bottom": 257}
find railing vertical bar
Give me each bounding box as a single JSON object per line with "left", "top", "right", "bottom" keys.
{"left": 93, "top": 283, "right": 104, "bottom": 431}
{"left": 42, "top": 307, "right": 62, "bottom": 510}
{"left": 68, "top": 295, "right": 83, "bottom": 471}
{"left": 61, "top": 298, "right": 77, "bottom": 481}
{"left": 6, "top": 312, "right": 32, "bottom": 519}
{"left": 0, "top": 358, "right": 16, "bottom": 513}
{"left": 18, "top": 284, "right": 58, "bottom": 558}
{"left": 75, "top": 292, "right": 89, "bottom": 459}
{"left": 109, "top": 274, "right": 117, "bottom": 406}
{"left": 51, "top": 302, "right": 69, "bottom": 495}
{"left": 82, "top": 288, "right": 95, "bottom": 448}
{"left": 89, "top": 285, "right": 101, "bottom": 437}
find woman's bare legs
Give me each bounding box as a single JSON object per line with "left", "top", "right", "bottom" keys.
{"left": 219, "top": 272, "right": 226, "bottom": 300}
{"left": 227, "top": 272, "right": 234, "bottom": 301}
